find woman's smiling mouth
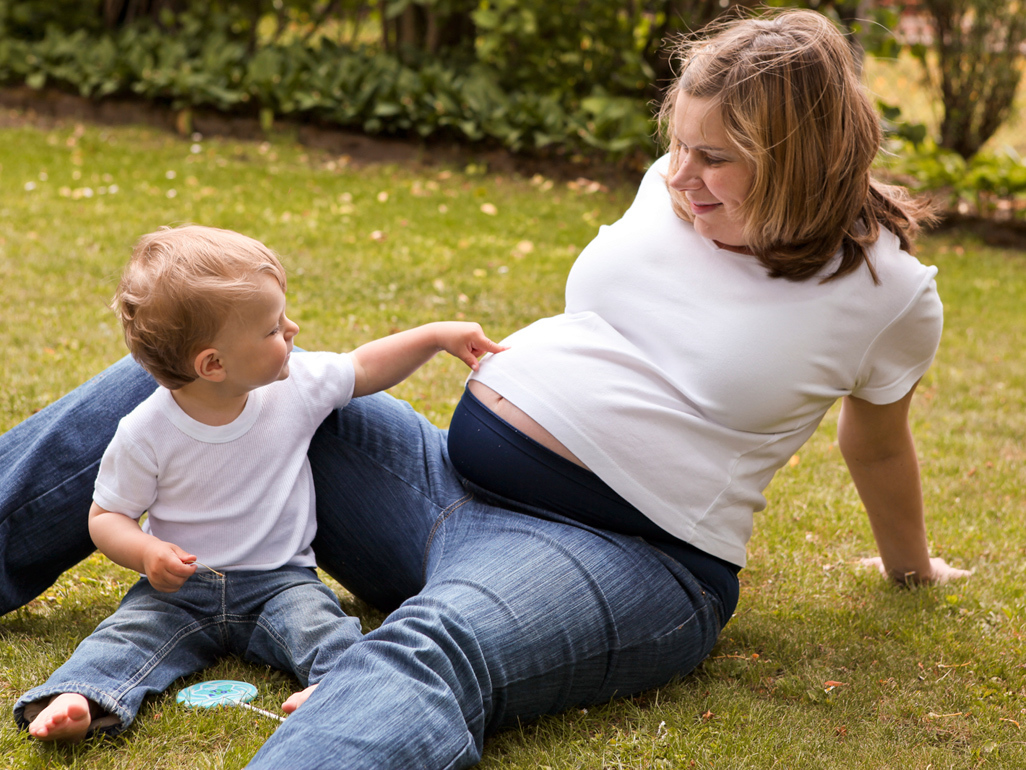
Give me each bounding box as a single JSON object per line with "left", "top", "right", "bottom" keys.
{"left": 689, "top": 199, "right": 721, "bottom": 215}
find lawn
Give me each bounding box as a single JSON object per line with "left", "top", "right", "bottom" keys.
{"left": 0, "top": 114, "right": 1024, "bottom": 769}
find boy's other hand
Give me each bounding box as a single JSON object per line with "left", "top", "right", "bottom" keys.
{"left": 142, "top": 541, "right": 198, "bottom": 592}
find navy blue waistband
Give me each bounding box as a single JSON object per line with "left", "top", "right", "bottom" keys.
{"left": 447, "top": 387, "right": 739, "bottom": 621}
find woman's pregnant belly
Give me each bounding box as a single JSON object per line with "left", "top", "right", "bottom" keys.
{"left": 466, "top": 380, "right": 589, "bottom": 469}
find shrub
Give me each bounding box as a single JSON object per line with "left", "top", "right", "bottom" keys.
{"left": 0, "top": 6, "right": 666, "bottom": 159}
{"left": 0, "top": 1, "right": 909, "bottom": 162}
{"left": 916, "top": 0, "right": 1026, "bottom": 160}
{"left": 880, "top": 136, "right": 1026, "bottom": 220}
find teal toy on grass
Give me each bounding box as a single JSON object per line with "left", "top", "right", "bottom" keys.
{"left": 177, "top": 680, "right": 286, "bottom": 723}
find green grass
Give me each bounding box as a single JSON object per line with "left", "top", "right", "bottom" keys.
{"left": 1, "top": 116, "right": 1025, "bottom": 769}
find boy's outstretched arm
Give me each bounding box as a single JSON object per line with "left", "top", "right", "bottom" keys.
{"left": 88, "top": 503, "right": 197, "bottom": 592}
{"left": 351, "top": 321, "right": 506, "bottom": 398}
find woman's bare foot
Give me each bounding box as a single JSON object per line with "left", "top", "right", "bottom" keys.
{"left": 282, "top": 684, "right": 318, "bottom": 715}
{"left": 27, "top": 693, "right": 92, "bottom": 742}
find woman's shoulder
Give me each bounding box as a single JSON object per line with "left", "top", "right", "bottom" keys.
{"left": 866, "top": 228, "right": 939, "bottom": 289}
{"left": 647, "top": 153, "right": 672, "bottom": 174}
{"left": 635, "top": 154, "right": 671, "bottom": 196}
{"left": 614, "top": 154, "right": 684, "bottom": 229}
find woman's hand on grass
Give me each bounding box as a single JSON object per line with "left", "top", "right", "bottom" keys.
{"left": 860, "top": 556, "right": 971, "bottom": 586}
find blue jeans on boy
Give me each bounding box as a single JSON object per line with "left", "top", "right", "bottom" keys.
{"left": 13, "top": 565, "right": 361, "bottom": 735}
{"left": 1, "top": 356, "right": 729, "bottom": 769}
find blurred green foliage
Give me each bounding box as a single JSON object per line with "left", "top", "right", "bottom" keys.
{"left": 0, "top": 1, "right": 899, "bottom": 162}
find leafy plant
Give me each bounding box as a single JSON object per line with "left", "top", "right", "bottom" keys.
{"left": 879, "top": 137, "right": 1026, "bottom": 219}
{"left": 0, "top": 1, "right": 911, "bottom": 162}
{"left": 878, "top": 100, "right": 929, "bottom": 148}
{"left": 916, "top": 0, "right": 1026, "bottom": 160}
{"left": 0, "top": 11, "right": 663, "bottom": 158}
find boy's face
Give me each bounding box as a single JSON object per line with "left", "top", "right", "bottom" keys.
{"left": 213, "top": 273, "right": 299, "bottom": 393}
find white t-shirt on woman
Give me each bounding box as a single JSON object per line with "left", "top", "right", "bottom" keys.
{"left": 470, "top": 154, "right": 942, "bottom": 567}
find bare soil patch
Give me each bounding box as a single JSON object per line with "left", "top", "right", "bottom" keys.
{"left": 0, "top": 86, "right": 645, "bottom": 187}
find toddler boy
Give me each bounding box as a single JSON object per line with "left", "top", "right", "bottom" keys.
{"left": 15, "top": 225, "right": 504, "bottom": 741}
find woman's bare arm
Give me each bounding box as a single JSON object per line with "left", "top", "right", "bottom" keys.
{"left": 838, "top": 382, "right": 970, "bottom": 585}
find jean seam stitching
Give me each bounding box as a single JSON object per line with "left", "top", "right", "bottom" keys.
{"left": 421, "top": 492, "right": 473, "bottom": 583}
{"left": 13, "top": 458, "right": 101, "bottom": 516}
{"left": 247, "top": 614, "right": 308, "bottom": 681}
{"left": 438, "top": 731, "right": 480, "bottom": 770}
{"left": 111, "top": 614, "right": 222, "bottom": 700}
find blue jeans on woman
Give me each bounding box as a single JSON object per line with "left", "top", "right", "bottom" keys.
{"left": 14, "top": 566, "right": 361, "bottom": 735}
{"left": 1, "top": 356, "right": 728, "bottom": 769}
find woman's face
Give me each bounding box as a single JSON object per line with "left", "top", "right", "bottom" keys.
{"left": 667, "top": 93, "right": 755, "bottom": 251}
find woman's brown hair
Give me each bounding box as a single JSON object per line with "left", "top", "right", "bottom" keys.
{"left": 659, "top": 9, "right": 935, "bottom": 282}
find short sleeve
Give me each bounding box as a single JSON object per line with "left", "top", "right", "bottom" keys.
{"left": 93, "top": 428, "right": 159, "bottom": 518}
{"left": 851, "top": 274, "right": 943, "bottom": 404}
{"left": 288, "top": 351, "right": 357, "bottom": 423}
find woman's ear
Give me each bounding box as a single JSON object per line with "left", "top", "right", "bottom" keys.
{"left": 194, "top": 348, "right": 226, "bottom": 382}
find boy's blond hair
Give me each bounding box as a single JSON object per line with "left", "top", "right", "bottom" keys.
{"left": 114, "top": 225, "right": 287, "bottom": 389}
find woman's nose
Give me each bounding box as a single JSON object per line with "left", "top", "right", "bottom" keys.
{"left": 668, "top": 156, "right": 700, "bottom": 191}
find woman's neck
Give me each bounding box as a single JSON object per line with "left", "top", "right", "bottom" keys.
{"left": 713, "top": 239, "right": 754, "bottom": 255}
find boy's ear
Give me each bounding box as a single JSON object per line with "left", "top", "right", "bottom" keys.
{"left": 193, "top": 348, "right": 226, "bottom": 382}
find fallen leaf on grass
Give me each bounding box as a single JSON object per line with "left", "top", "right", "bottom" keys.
{"left": 514, "top": 240, "right": 534, "bottom": 256}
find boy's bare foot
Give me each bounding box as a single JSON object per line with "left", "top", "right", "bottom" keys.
{"left": 27, "top": 693, "right": 92, "bottom": 742}
{"left": 282, "top": 684, "right": 318, "bottom": 715}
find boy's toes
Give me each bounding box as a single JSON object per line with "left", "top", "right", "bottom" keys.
{"left": 28, "top": 694, "right": 92, "bottom": 742}
{"left": 282, "top": 684, "right": 318, "bottom": 715}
